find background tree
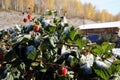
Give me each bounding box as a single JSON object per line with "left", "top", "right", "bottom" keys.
{"left": 82, "top": 3, "right": 88, "bottom": 19}
{"left": 18, "top": 0, "right": 24, "bottom": 12}
{"left": 87, "top": 3, "right": 96, "bottom": 20}
{"left": 54, "top": 0, "right": 68, "bottom": 16}
{"left": 114, "top": 13, "right": 120, "bottom": 21}
{"left": 94, "top": 10, "right": 101, "bottom": 22}
{"left": 0, "top": 0, "right": 119, "bottom": 22}
{"left": 26, "top": 0, "right": 34, "bottom": 13}
{"left": 1, "top": 0, "right": 5, "bottom": 9}
{"left": 44, "top": 0, "right": 54, "bottom": 10}
{"left": 75, "top": 0, "right": 82, "bottom": 17}
{"left": 4, "top": 0, "right": 11, "bottom": 10}
{"left": 99, "top": 9, "right": 108, "bottom": 22}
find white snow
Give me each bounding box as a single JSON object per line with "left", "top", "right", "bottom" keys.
{"left": 79, "top": 21, "right": 120, "bottom": 30}
{"left": 80, "top": 53, "right": 94, "bottom": 66}
{"left": 94, "top": 56, "right": 110, "bottom": 69}
{"left": 112, "top": 48, "right": 120, "bottom": 58}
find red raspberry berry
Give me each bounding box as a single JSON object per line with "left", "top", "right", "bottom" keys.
{"left": 34, "top": 25, "right": 40, "bottom": 31}
{"left": 28, "top": 14, "right": 32, "bottom": 20}
{"left": 58, "top": 67, "right": 67, "bottom": 76}
{"left": 23, "top": 18, "right": 27, "bottom": 23}
{"left": 0, "top": 54, "right": 3, "bottom": 59}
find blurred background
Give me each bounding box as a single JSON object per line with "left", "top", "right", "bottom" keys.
{"left": 0, "top": 0, "right": 120, "bottom": 29}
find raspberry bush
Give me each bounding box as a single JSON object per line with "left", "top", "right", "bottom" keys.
{"left": 0, "top": 10, "right": 120, "bottom": 80}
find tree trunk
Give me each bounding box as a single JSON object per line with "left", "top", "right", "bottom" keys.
{"left": 2, "top": 0, "right": 5, "bottom": 9}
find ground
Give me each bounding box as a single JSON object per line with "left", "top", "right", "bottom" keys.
{"left": 0, "top": 10, "right": 96, "bottom": 30}
{"left": 0, "top": 11, "right": 38, "bottom": 30}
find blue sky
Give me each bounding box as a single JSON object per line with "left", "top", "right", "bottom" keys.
{"left": 80, "top": 0, "right": 120, "bottom": 15}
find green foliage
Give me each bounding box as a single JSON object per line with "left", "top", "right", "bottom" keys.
{"left": 75, "top": 34, "right": 87, "bottom": 50}
{"left": 98, "top": 33, "right": 118, "bottom": 44}
{"left": 90, "top": 42, "right": 115, "bottom": 59}
{"left": 93, "top": 67, "right": 111, "bottom": 80}
{"left": 110, "top": 60, "right": 120, "bottom": 73}
{"left": 94, "top": 60, "right": 120, "bottom": 80}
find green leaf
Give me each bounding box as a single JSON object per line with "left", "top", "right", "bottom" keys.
{"left": 27, "top": 53, "right": 35, "bottom": 60}
{"left": 101, "top": 33, "right": 111, "bottom": 42}
{"left": 113, "top": 60, "right": 120, "bottom": 65}
{"left": 91, "top": 45, "right": 102, "bottom": 56}
{"left": 62, "top": 34, "right": 67, "bottom": 40}
{"left": 31, "top": 76, "right": 36, "bottom": 80}
{"left": 69, "top": 58, "right": 78, "bottom": 67}
{"left": 106, "top": 43, "right": 115, "bottom": 51}
{"left": 20, "top": 62, "right": 25, "bottom": 70}
{"left": 69, "top": 51, "right": 77, "bottom": 58}
{"left": 35, "top": 21, "right": 39, "bottom": 25}
{"left": 50, "top": 36, "right": 58, "bottom": 47}
{"left": 12, "top": 68, "right": 21, "bottom": 79}
{"left": 110, "top": 34, "right": 118, "bottom": 43}
{"left": 27, "top": 46, "right": 37, "bottom": 60}
{"left": 93, "top": 68, "right": 110, "bottom": 80}
{"left": 53, "top": 18, "right": 59, "bottom": 25}
{"left": 55, "top": 52, "right": 70, "bottom": 64}
{"left": 67, "top": 39, "right": 72, "bottom": 45}
{"left": 69, "top": 27, "right": 76, "bottom": 40}
{"left": 6, "top": 73, "right": 14, "bottom": 80}
{"left": 110, "top": 60, "right": 120, "bottom": 73}
{"left": 42, "top": 52, "right": 51, "bottom": 61}
{"left": 75, "top": 37, "right": 86, "bottom": 50}
{"left": 4, "top": 49, "right": 16, "bottom": 60}
{"left": 40, "top": 69, "right": 47, "bottom": 72}
{"left": 103, "top": 52, "right": 112, "bottom": 59}
{"left": 101, "top": 42, "right": 115, "bottom": 58}
{"left": 101, "top": 42, "right": 109, "bottom": 53}
{"left": 47, "top": 10, "right": 52, "bottom": 15}
{"left": 31, "top": 62, "right": 39, "bottom": 67}
{"left": 48, "top": 25, "right": 56, "bottom": 33}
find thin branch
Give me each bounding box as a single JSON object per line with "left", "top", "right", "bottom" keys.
{"left": 54, "top": 42, "right": 79, "bottom": 47}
